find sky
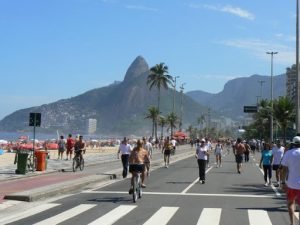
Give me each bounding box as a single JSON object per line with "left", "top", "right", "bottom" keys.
{"left": 0, "top": 0, "right": 296, "bottom": 120}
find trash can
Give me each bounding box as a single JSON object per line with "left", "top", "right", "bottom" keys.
{"left": 35, "top": 151, "right": 48, "bottom": 171}
{"left": 15, "top": 152, "right": 28, "bottom": 174}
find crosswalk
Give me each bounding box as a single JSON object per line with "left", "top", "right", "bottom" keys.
{"left": 1, "top": 203, "right": 297, "bottom": 225}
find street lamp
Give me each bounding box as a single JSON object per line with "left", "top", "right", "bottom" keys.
{"left": 258, "top": 80, "right": 266, "bottom": 101}
{"left": 172, "top": 76, "right": 180, "bottom": 113}
{"left": 266, "top": 51, "right": 278, "bottom": 143}
{"left": 179, "top": 82, "right": 186, "bottom": 131}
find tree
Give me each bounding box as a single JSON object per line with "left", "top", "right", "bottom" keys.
{"left": 158, "top": 116, "right": 167, "bottom": 139}
{"left": 166, "top": 112, "right": 178, "bottom": 137}
{"left": 273, "top": 96, "right": 295, "bottom": 144}
{"left": 147, "top": 63, "right": 173, "bottom": 113}
{"left": 145, "top": 106, "right": 159, "bottom": 138}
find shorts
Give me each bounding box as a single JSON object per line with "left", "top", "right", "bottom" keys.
{"left": 272, "top": 165, "right": 280, "bottom": 171}
{"left": 215, "top": 152, "right": 222, "bottom": 156}
{"left": 67, "top": 148, "right": 73, "bottom": 155}
{"left": 286, "top": 187, "right": 300, "bottom": 205}
{"left": 235, "top": 154, "right": 243, "bottom": 164}
{"left": 164, "top": 150, "right": 171, "bottom": 155}
{"left": 58, "top": 148, "right": 65, "bottom": 153}
{"left": 129, "top": 164, "right": 145, "bottom": 173}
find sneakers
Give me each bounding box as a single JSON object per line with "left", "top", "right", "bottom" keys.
{"left": 264, "top": 182, "right": 268, "bottom": 186}
{"left": 128, "top": 187, "right": 133, "bottom": 194}
{"left": 141, "top": 184, "right": 146, "bottom": 188}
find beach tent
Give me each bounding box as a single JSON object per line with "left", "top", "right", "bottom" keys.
{"left": 173, "top": 131, "right": 187, "bottom": 139}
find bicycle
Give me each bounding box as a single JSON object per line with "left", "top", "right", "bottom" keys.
{"left": 72, "top": 150, "right": 84, "bottom": 172}
{"left": 130, "top": 164, "right": 143, "bottom": 203}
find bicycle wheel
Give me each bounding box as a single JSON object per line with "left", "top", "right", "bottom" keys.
{"left": 72, "top": 157, "right": 77, "bottom": 172}
{"left": 79, "top": 158, "right": 84, "bottom": 171}
{"left": 138, "top": 175, "right": 142, "bottom": 199}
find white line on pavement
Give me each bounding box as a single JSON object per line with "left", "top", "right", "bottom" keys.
{"left": 248, "top": 210, "right": 272, "bottom": 225}
{"left": 181, "top": 166, "right": 213, "bottom": 194}
{"left": 83, "top": 190, "right": 275, "bottom": 198}
{"left": 88, "top": 205, "right": 136, "bottom": 225}
{"left": 33, "top": 204, "right": 96, "bottom": 225}
{"left": 196, "top": 208, "right": 222, "bottom": 225}
{"left": 0, "top": 203, "right": 60, "bottom": 224}
{"left": 143, "top": 207, "right": 179, "bottom": 225}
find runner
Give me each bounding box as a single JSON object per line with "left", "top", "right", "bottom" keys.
{"left": 234, "top": 138, "right": 245, "bottom": 174}
{"left": 259, "top": 142, "right": 273, "bottom": 186}
{"left": 162, "top": 136, "right": 172, "bottom": 168}
{"left": 214, "top": 140, "right": 223, "bottom": 167}
{"left": 272, "top": 139, "right": 284, "bottom": 187}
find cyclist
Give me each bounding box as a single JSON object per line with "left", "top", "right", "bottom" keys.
{"left": 74, "top": 135, "right": 85, "bottom": 161}
{"left": 128, "top": 139, "right": 150, "bottom": 194}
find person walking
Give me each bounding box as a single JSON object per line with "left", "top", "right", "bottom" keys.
{"left": 234, "top": 138, "right": 245, "bottom": 174}
{"left": 195, "top": 139, "right": 209, "bottom": 184}
{"left": 66, "top": 134, "right": 74, "bottom": 160}
{"left": 281, "top": 136, "right": 300, "bottom": 225}
{"left": 272, "top": 139, "right": 284, "bottom": 187}
{"left": 117, "top": 137, "right": 132, "bottom": 178}
{"left": 142, "top": 137, "right": 153, "bottom": 176}
{"left": 244, "top": 141, "right": 251, "bottom": 162}
{"left": 259, "top": 142, "right": 273, "bottom": 186}
{"left": 162, "top": 136, "right": 171, "bottom": 168}
{"left": 57, "top": 135, "right": 66, "bottom": 160}
{"left": 214, "top": 140, "right": 223, "bottom": 167}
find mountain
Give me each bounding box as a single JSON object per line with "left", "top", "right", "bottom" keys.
{"left": 186, "top": 74, "right": 286, "bottom": 119}
{"left": 0, "top": 56, "right": 207, "bottom": 137}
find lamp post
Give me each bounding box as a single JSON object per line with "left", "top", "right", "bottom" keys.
{"left": 266, "top": 51, "right": 278, "bottom": 143}
{"left": 258, "top": 80, "right": 266, "bottom": 101}
{"left": 179, "top": 83, "right": 186, "bottom": 131}
{"left": 172, "top": 76, "right": 180, "bottom": 113}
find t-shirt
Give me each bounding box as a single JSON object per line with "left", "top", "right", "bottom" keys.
{"left": 66, "top": 138, "right": 74, "bottom": 150}
{"left": 272, "top": 146, "right": 284, "bottom": 165}
{"left": 261, "top": 150, "right": 273, "bottom": 165}
{"left": 58, "top": 139, "right": 66, "bottom": 151}
{"left": 196, "top": 145, "right": 208, "bottom": 160}
{"left": 281, "top": 148, "right": 300, "bottom": 189}
{"left": 215, "top": 144, "right": 222, "bottom": 154}
{"left": 119, "top": 143, "right": 131, "bottom": 155}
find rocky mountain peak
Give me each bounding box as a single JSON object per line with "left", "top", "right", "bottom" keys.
{"left": 124, "top": 56, "right": 149, "bottom": 81}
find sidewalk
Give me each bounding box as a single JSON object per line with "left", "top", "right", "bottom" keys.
{"left": 0, "top": 145, "right": 194, "bottom": 203}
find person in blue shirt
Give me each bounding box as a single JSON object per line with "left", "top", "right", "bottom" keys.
{"left": 259, "top": 142, "right": 273, "bottom": 186}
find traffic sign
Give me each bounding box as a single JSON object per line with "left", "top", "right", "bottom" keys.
{"left": 243, "top": 106, "right": 258, "bottom": 113}
{"left": 29, "top": 113, "right": 41, "bottom": 127}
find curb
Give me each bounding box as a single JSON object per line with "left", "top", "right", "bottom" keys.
{"left": 4, "top": 151, "right": 194, "bottom": 202}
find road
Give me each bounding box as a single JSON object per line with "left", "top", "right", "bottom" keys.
{"left": 1, "top": 151, "right": 297, "bottom": 225}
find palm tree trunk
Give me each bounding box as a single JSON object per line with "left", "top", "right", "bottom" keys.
{"left": 152, "top": 119, "right": 155, "bottom": 138}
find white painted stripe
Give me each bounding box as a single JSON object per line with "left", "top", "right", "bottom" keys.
{"left": 248, "top": 210, "right": 272, "bottom": 225}
{"left": 181, "top": 166, "right": 213, "bottom": 194}
{"left": 0, "top": 200, "right": 21, "bottom": 210}
{"left": 33, "top": 204, "right": 96, "bottom": 225}
{"left": 85, "top": 190, "right": 275, "bottom": 198}
{"left": 295, "top": 211, "right": 299, "bottom": 220}
{"left": 143, "top": 207, "right": 179, "bottom": 225}
{"left": 196, "top": 208, "right": 222, "bottom": 225}
{"left": 0, "top": 203, "right": 60, "bottom": 224}
{"left": 88, "top": 205, "right": 136, "bottom": 225}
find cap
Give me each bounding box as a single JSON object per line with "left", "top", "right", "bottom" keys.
{"left": 292, "top": 136, "right": 300, "bottom": 144}
{"left": 201, "top": 139, "right": 205, "bottom": 142}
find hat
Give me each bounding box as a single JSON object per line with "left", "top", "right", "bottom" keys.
{"left": 201, "top": 139, "right": 205, "bottom": 142}
{"left": 292, "top": 136, "right": 300, "bottom": 144}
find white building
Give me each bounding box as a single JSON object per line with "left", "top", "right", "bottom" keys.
{"left": 87, "top": 119, "right": 97, "bottom": 134}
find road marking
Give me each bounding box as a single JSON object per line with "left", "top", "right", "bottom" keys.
{"left": 84, "top": 190, "right": 275, "bottom": 198}
{"left": 88, "top": 205, "right": 136, "bottom": 225}
{"left": 295, "top": 212, "right": 299, "bottom": 220}
{"left": 256, "top": 163, "right": 281, "bottom": 197}
{"left": 196, "top": 208, "right": 222, "bottom": 225}
{"left": 0, "top": 200, "right": 21, "bottom": 210}
{"left": 181, "top": 166, "right": 213, "bottom": 194}
{"left": 143, "top": 207, "right": 179, "bottom": 225}
{"left": 248, "top": 210, "right": 272, "bottom": 225}
{"left": 33, "top": 204, "right": 96, "bottom": 225}
{"left": 0, "top": 203, "right": 60, "bottom": 224}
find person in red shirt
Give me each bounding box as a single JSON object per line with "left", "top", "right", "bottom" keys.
{"left": 66, "top": 134, "right": 74, "bottom": 160}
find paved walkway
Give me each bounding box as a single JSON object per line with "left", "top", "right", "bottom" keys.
{"left": 0, "top": 145, "right": 194, "bottom": 204}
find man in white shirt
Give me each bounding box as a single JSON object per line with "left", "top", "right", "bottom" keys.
{"left": 117, "top": 137, "right": 132, "bottom": 178}
{"left": 272, "top": 139, "right": 284, "bottom": 187}
{"left": 281, "top": 136, "right": 300, "bottom": 225}
{"left": 171, "top": 137, "right": 177, "bottom": 155}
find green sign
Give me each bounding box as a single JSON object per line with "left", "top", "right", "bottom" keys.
{"left": 29, "top": 113, "right": 41, "bottom": 127}
{"left": 243, "top": 106, "right": 258, "bottom": 113}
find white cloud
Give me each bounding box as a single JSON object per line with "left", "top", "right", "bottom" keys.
{"left": 189, "top": 3, "right": 255, "bottom": 20}
{"left": 125, "top": 5, "right": 158, "bottom": 12}
{"left": 221, "top": 38, "right": 294, "bottom": 65}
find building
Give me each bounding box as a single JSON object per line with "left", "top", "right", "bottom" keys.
{"left": 286, "top": 64, "right": 297, "bottom": 102}
{"left": 87, "top": 119, "right": 97, "bottom": 134}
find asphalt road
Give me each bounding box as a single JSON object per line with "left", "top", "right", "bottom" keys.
{"left": 1, "top": 152, "right": 297, "bottom": 225}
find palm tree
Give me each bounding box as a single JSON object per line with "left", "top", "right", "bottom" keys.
{"left": 147, "top": 63, "right": 173, "bottom": 113}
{"left": 273, "top": 97, "right": 295, "bottom": 144}
{"left": 166, "top": 112, "right": 178, "bottom": 137}
{"left": 158, "top": 116, "right": 167, "bottom": 139}
{"left": 145, "top": 106, "right": 159, "bottom": 138}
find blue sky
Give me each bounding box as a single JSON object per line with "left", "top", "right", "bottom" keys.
{"left": 0, "top": 0, "right": 295, "bottom": 120}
